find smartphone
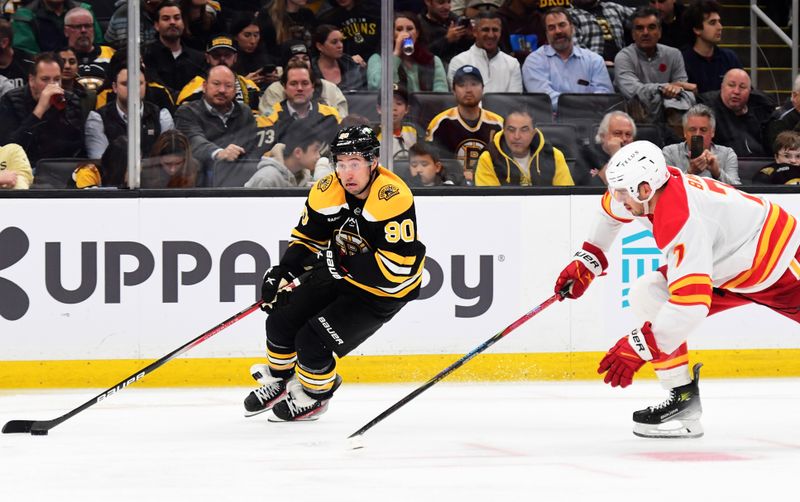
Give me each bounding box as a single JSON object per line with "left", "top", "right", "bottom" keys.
{"left": 690, "top": 135, "right": 704, "bottom": 159}
{"left": 457, "top": 16, "right": 472, "bottom": 29}
{"left": 262, "top": 64, "right": 277, "bottom": 75}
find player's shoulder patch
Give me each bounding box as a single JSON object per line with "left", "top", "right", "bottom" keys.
{"left": 308, "top": 174, "right": 346, "bottom": 214}
{"left": 363, "top": 168, "right": 413, "bottom": 222}
{"left": 317, "top": 103, "right": 341, "bottom": 121}
{"left": 653, "top": 171, "right": 690, "bottom": 248}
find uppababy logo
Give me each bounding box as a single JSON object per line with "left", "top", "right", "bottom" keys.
{"left": 0, "top": 227, "right": 31, "bottom": 321}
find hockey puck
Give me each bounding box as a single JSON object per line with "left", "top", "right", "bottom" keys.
{"left": 31, "top": 429, "right": 48, "bottom": 436}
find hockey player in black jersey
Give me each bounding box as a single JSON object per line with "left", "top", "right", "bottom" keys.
{"left": 244, "top": 125, "right": 427, "bottom": 422}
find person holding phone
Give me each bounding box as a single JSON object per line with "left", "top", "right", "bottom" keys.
{"left": 230, "top": 14, "right": 278, "bottom": 91}
{"left": 662, "top": 104, "right": 740, "bottom": 184}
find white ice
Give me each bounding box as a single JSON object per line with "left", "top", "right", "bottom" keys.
{"left": 1, "top": 379, "right": 798, "bottom": 502}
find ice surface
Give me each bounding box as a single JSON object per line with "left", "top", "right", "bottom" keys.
{"left": 1, "top": 379, "right": 798, "bottom": 501}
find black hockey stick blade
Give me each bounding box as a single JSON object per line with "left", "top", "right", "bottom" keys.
{"left": 348, "top": 288, "right": 567, "bottom": 440}
{"left": 2, "top": 420, "right": 53, "bottom": 435}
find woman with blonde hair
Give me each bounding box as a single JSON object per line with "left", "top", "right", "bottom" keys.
{"left": 257, "top": 0, "right": 317, "bottom": 58}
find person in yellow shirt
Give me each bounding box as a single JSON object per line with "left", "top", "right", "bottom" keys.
{"left": 0, "top": 143, "right": 33, "bottom": 189}
{"left": 475, "top": 108, "right": 574, "bottom": 186}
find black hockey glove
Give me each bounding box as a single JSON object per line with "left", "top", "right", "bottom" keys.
{"left": 314, "top": 249, "right": 347, "bottom": 282}
{"left": 260, "top": 266, "right": 293, "bottom": 312}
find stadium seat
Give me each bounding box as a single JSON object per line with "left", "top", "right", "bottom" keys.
{"left": 213, "top": 159, "right": 261, "bottom": 188}
{"left": 409, "top": 92, "right": 456, "bottom": 130}
{"left": 633, "top": 124, "right": 664, "bottom": 148}
{"left": 343, "top": 91, "right": 380, "bottom": 123}
{"left": 32, "top": 158, "right": 93, "bottom": 189}
{"left": 557, "top": 93, "right": 627, "bottom": 144}
{"left": 538, "top": 124, "right": 580, "bottom": 162}
{"left": 482, "top": 92, "right": 554, "bottom": 125}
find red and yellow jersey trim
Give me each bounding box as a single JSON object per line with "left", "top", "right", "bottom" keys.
{"left": 601, "top": 192, "right": 634, "bottom": 223}
{"left": 721, "top": 203, "right": 797, "bottom": 290}
{"left": 668, "top": 273, "right": 712, "bottom": 309}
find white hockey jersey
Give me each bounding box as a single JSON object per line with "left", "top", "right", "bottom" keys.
{"left": 588, "top": 167, "right": 800, "bottom": 353}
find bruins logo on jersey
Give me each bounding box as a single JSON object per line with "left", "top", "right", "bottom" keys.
{"left": 318, "top": 175, "right": 334, "bottom": 192}
{"left": 335, "top": 229, "right": 371, "bottom": 256}
{"left": 378, "top": 184, "right": 400, "bottom": 201}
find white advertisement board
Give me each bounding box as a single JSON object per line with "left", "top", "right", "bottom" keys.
{"left": 0, "top": 193, "right": 797, "bottom": 361}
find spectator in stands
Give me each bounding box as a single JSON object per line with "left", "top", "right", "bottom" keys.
{"left": 180, "top": 0, "right": 224, "bottom": 52}
{"left": 0, "top": 20, "right": 33, "bottom": 90}
{"left": 496, "top": 0, "right": 545, "bottom": 65}
{"left": 752, "top": 131, "right": 800, "bottom": 185}
{"left": 256, "top": 61, "right": 341, "bottom": 155}
{"left": 367, "top": 12, "right": 447, "bottom": 93}
{"left": 12, "top": 0, "right": 103, "bottom": 55}
{"left": 699, "top": 68, "right": 774, "bottom": 157}
{"left": 614, "top": 6, "right": 695, "bottom": 138}
{"left": 105, "top": 0, "right": 160, "bottom": 50}
{"left": 140, "top": 129, "right": 200, "bottom": 188}
{"left": 245, "top": 118, "right": 322, "bottom": 188}
{"left": 259, "top": 39, "right": 349, "bottom": 118}
{"left": 419, "top": 0, "right": 474, "bottom": 67}
{"left": 765, "top": 74, "right": 800, "bottom": 150}
{"left": 406, "top": 141, "right": 461, "bottom": 186}
{"left": 448, "top": 10, "right": 522, "bottom": 92}
{"left": 94, "top": 47, "right": 176, "bottom": 114}
{"left": 0, "top": 52, "right": 86, "bottom": 165}
{"left": 258, "top": 0, "right": 318, "bottom": 60}
{"left": 0, "top": 143, "right": 33, "bottom": 189}
{"left": 317, "top": 0, "right": 381, "bottom": 61}
{"left": 375, "top": 85, "right": 422, "bottom": 161}
{"left": 85, "top": 64, "right": 175, "bottom": 159}
{"left": 174, "top": 65, "right": 259, "bottom": 186}
{"left": 230, "top": 14, "right": 277, "bottom": 91}
{"left": 568, "top": 0, "right": 634, "bottom": 66}
{"left": 58, "top": 46, "right": 95, "bottom": 116}
{"left": 681, "top": 0, "right": 742, "bottom": 94}
{"left": 64, "top": 7, "right": 115, "bottom": 89}
{"left": 143, "top": 0, "right": 205, "bottom": 94}
{"left": 311, "top": 24, "right": 365, "bottom": 92}
{"left": 649, "top": 0, "right": 691, "bottom": 49}
{"left": 426, "top": 65, "right": 503, "bottom": 183}
{"left": 176, "top": 35, "right": 261, "bottom": 112}
{"left": 0, "top": 75, "right": 13, "bottom": 100}
{"left": 522, "top": 6, "right": 612, "bottom": 111}
{"left": 475, "top": 107, "right": 574, "bottom": 186}
{"left": 576, "top": 110, "right": 636, "bottom": 186}
{"left": 662, "top": 103, "right": 740, "bottom": 184}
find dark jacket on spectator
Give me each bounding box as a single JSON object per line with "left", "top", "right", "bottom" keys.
{"left": 0, "top": 85, "right": 86, "bottom": 165}
{"left": 12, "top": 0, "right": 103, "bottom": 55}
{"left": 311, "top": 54, "right": 366, "bottom": 92}
{"left": 765, "top": 102, "right": 800, "bottom": 152}
{"left": 700, "top": 89, "right": 776, "bottom": 157}
{"left": 143, "top": 39, "right": 205, "bottom": 95}
{"left": 418, "top": 11, "right": 473, "bottom": 66}
{"left": 317, "top": 2, "right": 381, "bottom": 60}
{"left": 96, "top": 101, "right": 163, "bottom": 157}
{"left": 752, "top": 162, "right": 800, "bottom": 185}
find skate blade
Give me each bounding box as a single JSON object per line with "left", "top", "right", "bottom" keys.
{"left": 633, "top": 420, "right": 704, "bottom": 439}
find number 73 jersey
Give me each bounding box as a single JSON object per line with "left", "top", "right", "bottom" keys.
{"left": 286, "top": 166, "right": 427, "bottom": 301}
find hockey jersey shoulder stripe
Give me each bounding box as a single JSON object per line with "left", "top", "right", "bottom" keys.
{"left": 377, "top": 248, "right": 418, "bottom": 267}
{"left": 345, "top": 260, "right": 425, "bottom": 298}
{"left": 653, "top": 172, "right": 689, "bottom": 249}
{"left": 721, "top": 203, "right": 797, "bottom": 290}
{"left": 308, "top": 174, "right": 347, "bottom": 215}
{"left": 668, "top": 273, "right": 712, "bottom": 308}
{"left": 362, "top": 168, "right": 413, "bottom": 222}
{"left": 481, "top": 109, "right": 504, "bottom": 126}
{"left": 601, "top": 192, "right": 634, "bottom": 223}
{"left": 425, "top": 107, "right": 460, "bottom": 137}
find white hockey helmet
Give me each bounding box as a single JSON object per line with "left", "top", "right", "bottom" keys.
{"left": 605, "top": 140, "right": 669, "bottom": 204}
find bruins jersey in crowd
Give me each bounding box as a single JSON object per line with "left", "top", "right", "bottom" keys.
{"left": 280, "top": 167, "right": 426, "bottom": 301}
{"left": 425, "top": 107, "right": 503, "bottom": 174}
{"left": 177, "top": 74, "right": 260, "bottom": 112}
{"left": 255, "top": 99, "right": 341, "bottom": 155}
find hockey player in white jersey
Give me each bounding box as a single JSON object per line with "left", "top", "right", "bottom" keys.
{"left": 554, "top": 141, "right": 800, "bottom": 438}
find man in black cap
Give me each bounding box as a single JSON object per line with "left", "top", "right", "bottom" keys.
{"left": 176, "top": 34, "right": 261, "bottom": 112}
{"left": 425, "top": 64, "right": 503, "bottom": 183}
{"left": 258, "top": 39, "right": 348, "bottom": 117}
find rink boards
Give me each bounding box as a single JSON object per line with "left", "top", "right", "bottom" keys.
{"left": 0, "top": 192, "right": 798, "bottom": 387}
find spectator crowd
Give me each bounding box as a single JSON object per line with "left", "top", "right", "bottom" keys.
{"left": 0, "top": 0, "right": 797, "bottom": 190}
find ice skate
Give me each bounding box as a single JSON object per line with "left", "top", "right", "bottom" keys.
{"left": 632, "top": 363, "right": 704, "bottom": 439}
{"left": 269, "top": 375, "right": 342, "bottom": 422}
{"left": 243, "top": 364, "right": 288, "bottom": 417}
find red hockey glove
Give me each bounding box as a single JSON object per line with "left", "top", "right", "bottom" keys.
{"left": 598, "top": 322, "right": 662, "bottom": 388}
{"left": 554, "top": 242, "right": 607, "bottom": 300}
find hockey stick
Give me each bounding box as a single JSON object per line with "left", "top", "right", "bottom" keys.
{"left": 348, "top": 288, "right": 567, "bottom": 441}
{"left": 2, "top": 273, "right": 309, "bottom": 436}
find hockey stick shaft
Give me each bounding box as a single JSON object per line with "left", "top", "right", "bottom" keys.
{"left": 2, "top": 274, "right": 307, "bottom": 435}
{"left": 348, "top": 290, "right": 564, "bottom": 439}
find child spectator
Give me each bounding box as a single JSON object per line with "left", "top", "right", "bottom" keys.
{"left": 406, "top": 141, "right": 459, "bottom": 186}
{"left": 375, "top": 85, "right": 422, "bottom": 161}
{"left": 752, "top": 131, "right": 800, "bottom": 185}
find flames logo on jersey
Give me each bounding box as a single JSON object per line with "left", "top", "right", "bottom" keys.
{"left": 317, "top": 174, "right": 334, "bottom": 192}
{"left": 378, "top": 184, "right": 400, "bottom": 201}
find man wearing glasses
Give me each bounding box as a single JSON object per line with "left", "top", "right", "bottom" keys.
{"left": 243, "top": 125, "right": 426, "bottom": 422}
{"left": 12, "top": 0, "right": 103, "bottom": 55}
{"left": 63, "top": 7, "right": 115, "bottom": 88}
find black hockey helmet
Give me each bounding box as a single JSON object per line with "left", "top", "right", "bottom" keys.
{"left": 330, "top": 125, "right": 380, "bottom": 163}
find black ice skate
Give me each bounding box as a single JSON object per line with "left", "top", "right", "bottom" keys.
{"left": 269, "top": 375, "right": 343, "bottom": 422}
{"left": 633, "top": 363, "right": 704, "bottom": 439}
{"left": 243, "top": 364, "right": 288, "bottom": 417}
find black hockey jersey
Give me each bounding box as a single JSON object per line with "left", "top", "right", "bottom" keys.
{"left": 280, "top": 167, "right": 426, "bottom": 301}
{"left": 425, "top": 107, "right": 503, "bottom": 174}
